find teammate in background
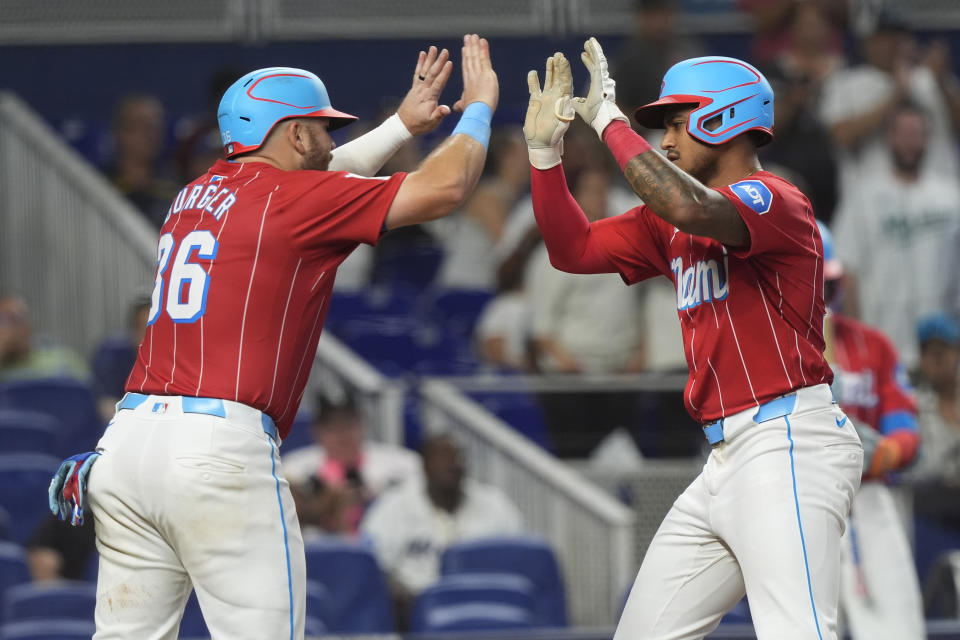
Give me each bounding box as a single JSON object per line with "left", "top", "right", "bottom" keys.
{"left": 48, "top": 36, "right": 499, "bottom": 640}
{"left": 819, "top": 222, "right": 924, "bottom": 639}
{"left": 525, "top": 40, "right": 862, "bottom": 638}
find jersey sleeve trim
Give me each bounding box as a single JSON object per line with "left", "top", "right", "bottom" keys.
{"left": 717, "top": 174, "right": 804, "bottom": 260}
{"left": 355, "top": 172, "right": 406, "bottom": 247}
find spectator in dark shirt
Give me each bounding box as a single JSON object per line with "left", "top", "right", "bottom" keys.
{"left": 26, "top": 516, "right": 97, "bottom": 582}
{"left": 103, "top": 93, "right": 179, "bottom": 228}
{"left": 91, "top": 296, "right": 150, "bottom": 419}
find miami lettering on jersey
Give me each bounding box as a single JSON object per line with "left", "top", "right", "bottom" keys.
{"left": 732, "top": 179, "right": 773, "bottom": 215}
{"left": 671, "top": 253, "right": 730, "bottom": 310}
{"left": 165, "top": 175, "right": 238, "bottom": 224}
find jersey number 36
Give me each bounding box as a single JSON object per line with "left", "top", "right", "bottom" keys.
{"left": 147, "top": 230, "right": 219, "bottom": 325}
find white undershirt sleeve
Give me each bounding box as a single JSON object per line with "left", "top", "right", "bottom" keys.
{"left": 328, "top": 113, "right": 413, "bottom": 177}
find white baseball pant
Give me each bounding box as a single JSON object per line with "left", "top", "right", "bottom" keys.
{"left": 615, "top": 384, "right": 863, "bottom": 639}
{"left": 86, "top": 393, "right": 306, "bottom": 640}
{"left": 839, "top": 481, "right": 925, "bottom": 639}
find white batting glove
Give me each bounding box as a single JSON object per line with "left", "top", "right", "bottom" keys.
{"left": 573, "top": 37, "right": 629, "bottom": 138}
{"left": 525, "top": 52, "right": 576, "bottom": 170}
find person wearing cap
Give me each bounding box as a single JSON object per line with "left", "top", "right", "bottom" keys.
{"left": 911, "top": 311, "right": 960, "bottom": 487}
{"left": 524, "top": 39, "right": 862, "bottom": 638}
{"left": 818, "top": 222, "right": 924, "bottom": 640}
{"left": 283, "top": 390, "right": 421, "bottom": 537}
{"left": 46, "top": 36, "right": 499, "bottom": 640}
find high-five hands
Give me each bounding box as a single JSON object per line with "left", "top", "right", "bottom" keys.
{"left": 525, "top": 52, "right": 575, "bottom": 170}
{"left": 456, "top": 34, "right": 499, "bottom": 113}
{"left": 572, "top": 37, "right": 629, "bottom": 138}
{"left": 397, "top": 46, "right": 454, "bottom": 135}
{"left": 525, "top": 37, "right": 630, "bottom": 169}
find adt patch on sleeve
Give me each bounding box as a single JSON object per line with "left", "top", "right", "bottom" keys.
{"left": 731, "top": 180, "right": 773, "bottom": 215}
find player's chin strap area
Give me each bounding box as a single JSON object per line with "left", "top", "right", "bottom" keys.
{"left": 703, "top": 393, "right": 799, "bottom": 446}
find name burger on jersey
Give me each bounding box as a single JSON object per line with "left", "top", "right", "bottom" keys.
{"left": 164, "top": 175, "right": 238, "bottom": 224}
{"left": 671, "top": 253, "right": 730, "bottom": 311}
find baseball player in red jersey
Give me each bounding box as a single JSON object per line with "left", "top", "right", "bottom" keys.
{"left": 524, "top": 40, "right": 863, "bottom": 638}
{"left": 46, "top": 36, "right": 499, "bottom": 640}
{"left": 818, "top": 222, "right": 925, "bottom": 639}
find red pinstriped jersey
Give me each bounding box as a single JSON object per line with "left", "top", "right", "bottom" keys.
{"left": 590, "top": 171, "right": 831, "bottom": 423}
{"left": 827, "top": 313, "right": 917, "bottom": 435}
{"left": 127, "top": 159, "right": 405, "bottom": 439}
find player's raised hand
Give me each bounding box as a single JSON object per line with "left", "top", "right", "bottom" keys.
{"left": 397, "top": 45, "right": 454, "bottom": 135}
{"left": 573, "top": 37, "right": 629, "bottom": 138}
{"left": 454, "top": 34, "right": 499, "bottom": 113}
{"left": 524, "top": 52, "right": 575, "bottom": 170}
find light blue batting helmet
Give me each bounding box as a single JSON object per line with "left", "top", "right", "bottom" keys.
{"left": 218, "top": 67, "right": 357, "bottom": 158}
{"left": 634, "top": 56, "right": 774, "bottom": 146}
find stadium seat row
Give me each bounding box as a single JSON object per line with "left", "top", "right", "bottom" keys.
{"left": 0, "top": 535, "right": 568, "bottom": 634}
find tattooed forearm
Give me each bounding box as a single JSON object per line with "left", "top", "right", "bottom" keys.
{"left": 623, "top": 152, "right": 709, "bottom": 226}
{"left": 621, "top": 151, "right": 749, "bottom": 246}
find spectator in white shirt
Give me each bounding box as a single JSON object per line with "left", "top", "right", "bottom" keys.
{"left": 832, "top": 102, "right": 960, "bottom": 369}
{"left": 361, "top": 434, "right": 523, "bottom": 627}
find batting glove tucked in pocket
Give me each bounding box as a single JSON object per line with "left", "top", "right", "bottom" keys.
{"left": 49, "top": 451, "right": 100, "bottom": 526}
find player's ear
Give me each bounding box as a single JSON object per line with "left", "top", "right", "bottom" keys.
{"left": 283, "top": 119, "right": 307, "bottom": 155}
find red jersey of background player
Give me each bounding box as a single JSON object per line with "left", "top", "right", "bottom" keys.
{"left": 127, "top": 159, "right": 405, "bottom": 439}
{"left": 580, "top": 170, "right": 831, "bottom": 422}
{"left": 828, "top": 313, "right": 919, "bottom": 459}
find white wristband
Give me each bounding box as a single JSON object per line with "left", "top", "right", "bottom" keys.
{"left": 590, "top": 102, "right": 629, "bottom": 139}
{"left": 328, "top": 113, "right": 413, "bottom": 176}
{"left": 528, "top": 143, "right": 563, "bottom": 171}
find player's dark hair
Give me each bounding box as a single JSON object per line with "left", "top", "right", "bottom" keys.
{"left": 747, "top": 130, "right": 768, "bottom": 148}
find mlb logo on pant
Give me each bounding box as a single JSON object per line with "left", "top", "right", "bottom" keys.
{"left": 152, "top": 402, "right": 168, "bottom": 414}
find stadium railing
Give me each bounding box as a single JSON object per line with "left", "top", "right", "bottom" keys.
{"left": 314, "top": 332, "right": 405, "bottom": 446}
{"left": 0, "top": 92, "right": 158, "bottom": 357}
